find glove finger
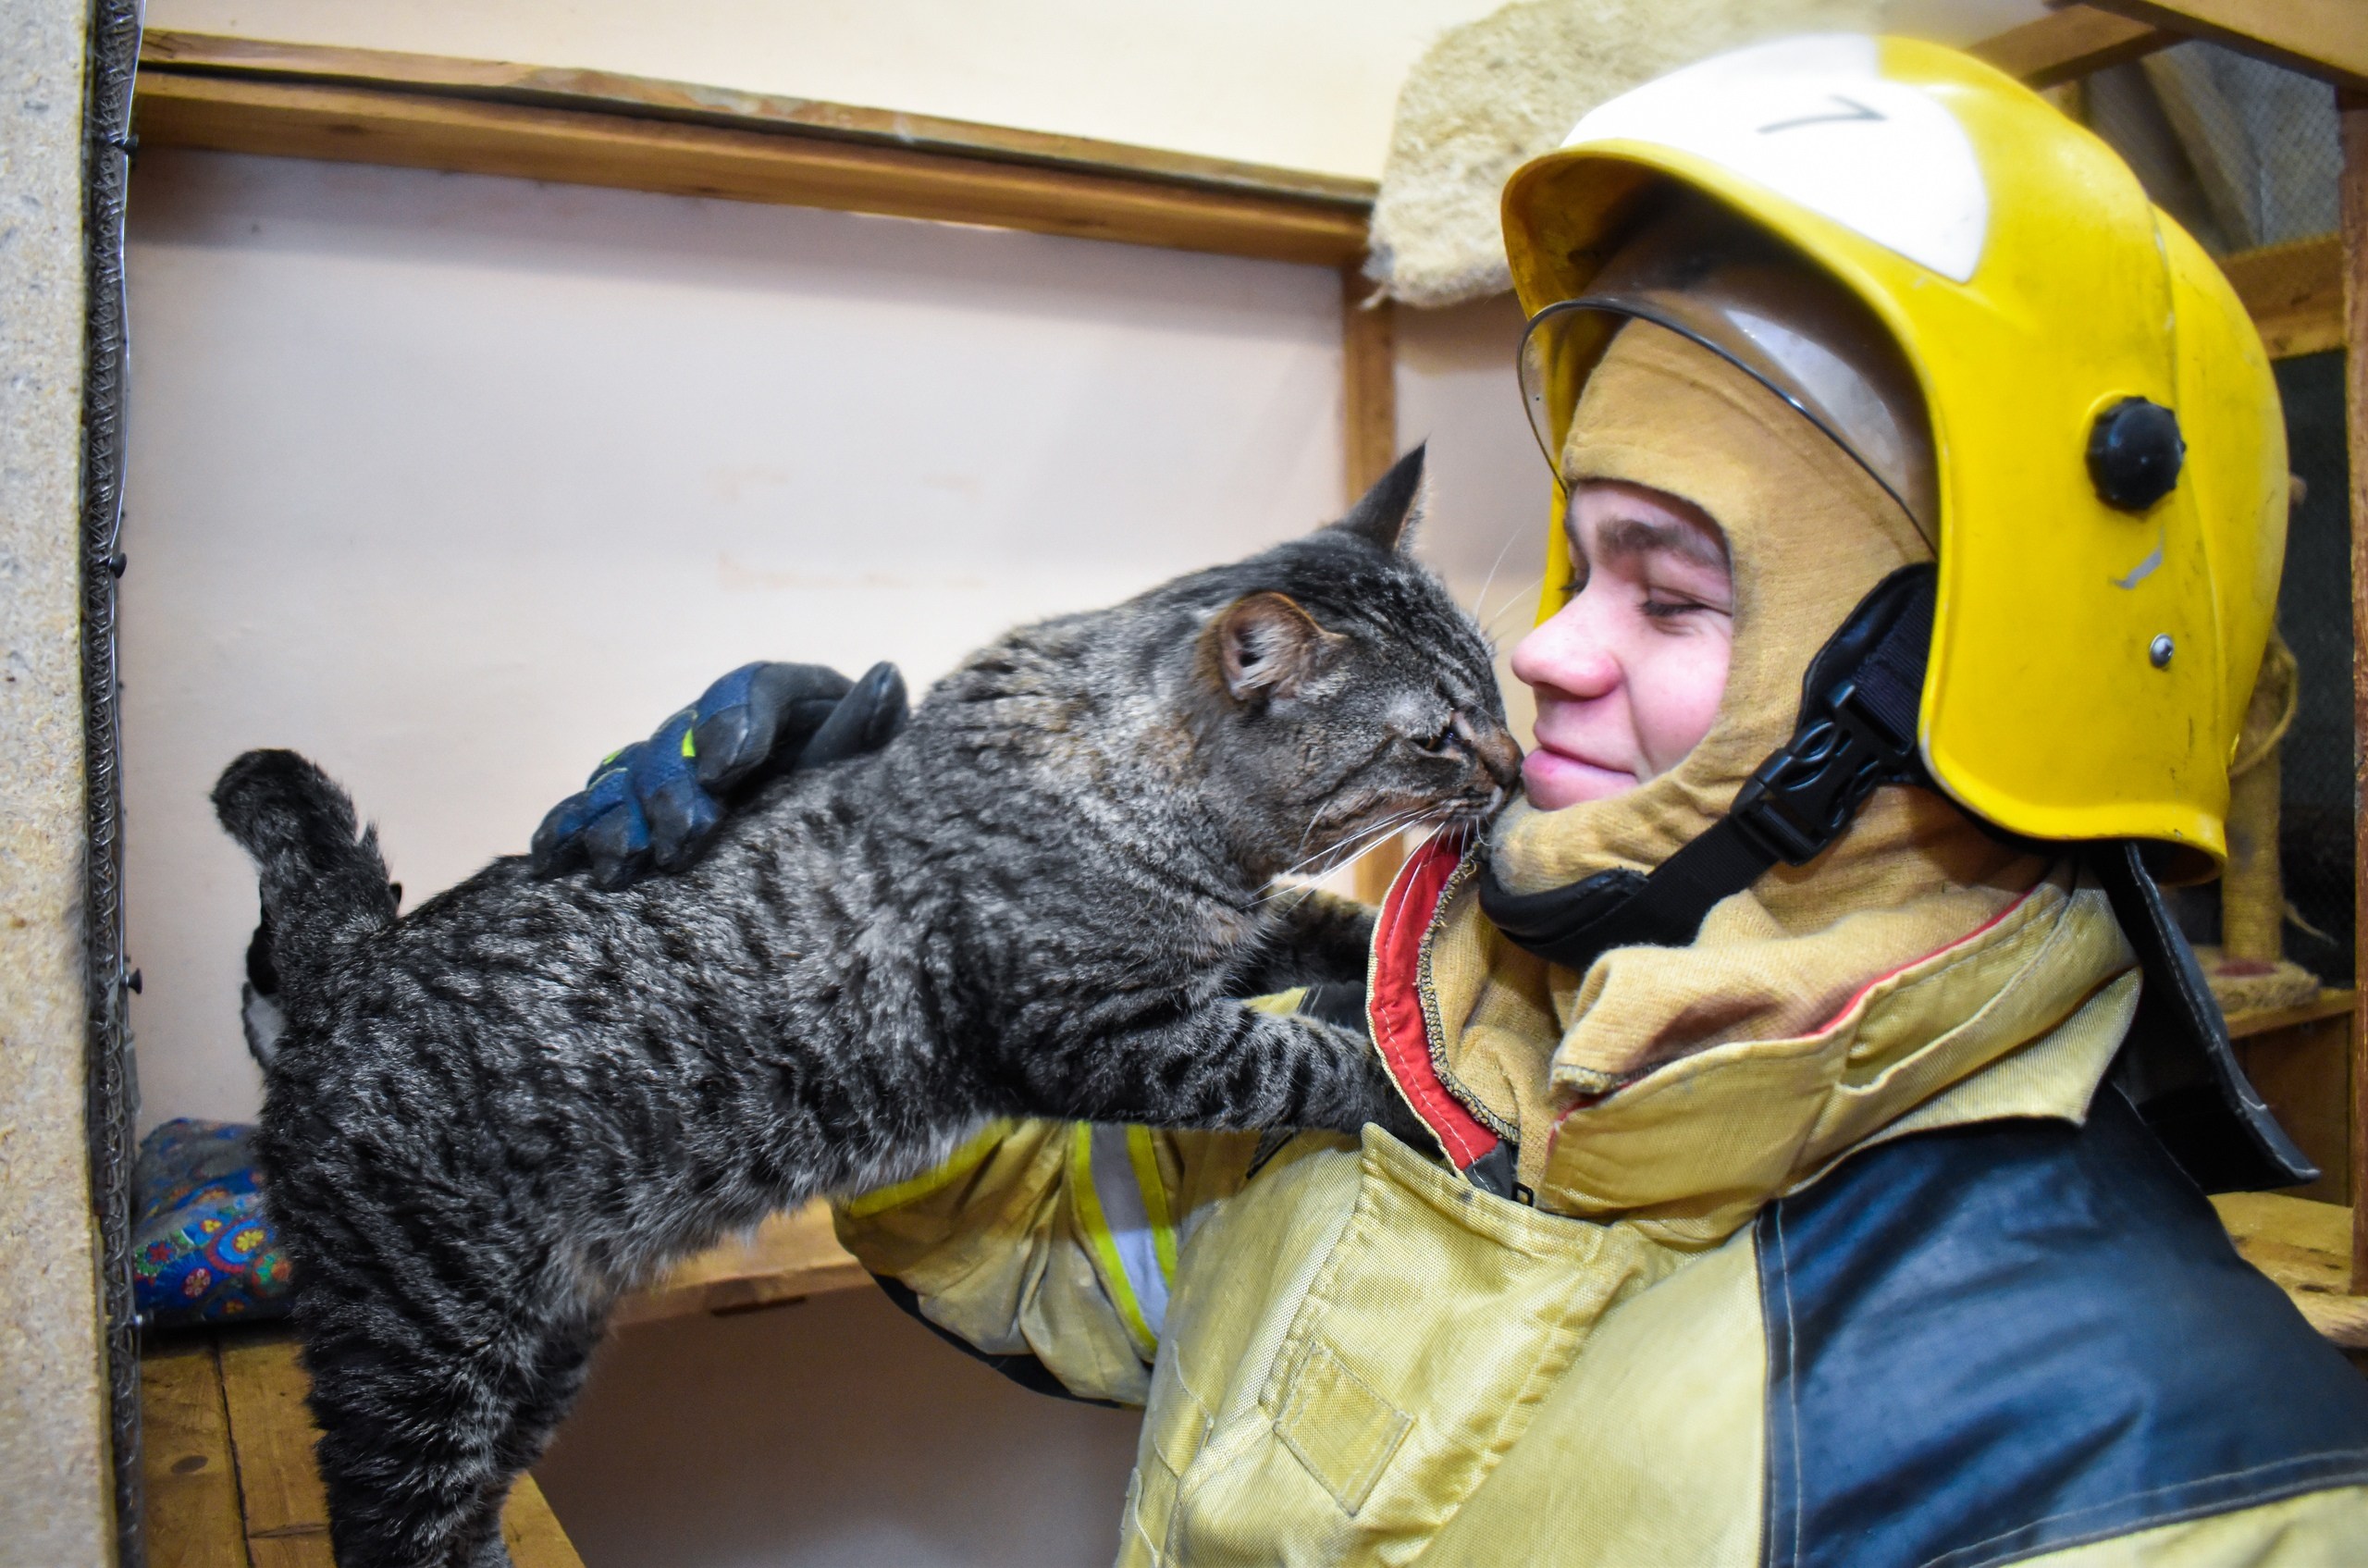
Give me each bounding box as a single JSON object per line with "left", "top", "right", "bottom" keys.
{"left": 584, "top": 798, "right": 653, "bottom": 890}
{"left": 695, "top": 662, "right": 855, "bottom": 793}
{"left": 645, "top": 777, "right": 725, "bottom": 870}
{"left": 630, "top": 710, "right": 722, "bottom": 871}
{"left": 796, "top": 662, "right": 909, "bottom": 768}
{"left": 529, "top": 790, "right": 597, "bottom": 877}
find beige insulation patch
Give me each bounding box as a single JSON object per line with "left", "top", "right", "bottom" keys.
{"left": 1367, "top": 0, "right": 1887, "bottom": 308}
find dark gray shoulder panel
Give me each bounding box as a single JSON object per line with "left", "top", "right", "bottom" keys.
{"left": 1758, "top": 1088, "right": 2368, "bottom": 1568}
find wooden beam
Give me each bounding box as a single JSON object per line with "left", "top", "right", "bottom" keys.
{"left": 2342, "top": 89, "right": 2368, "bottom": 1292}
{"left": 133, "top": 33, "right": 1373, "bottom": 267}
{"left": 1342, "top": 267, "right": 1410, "bottom": 906}
{"left": 2221, "top": 235, "right": 2346, "bottom": 359}
{"left": 2073, "top": 0, "right": 2368, "bottom": 93}
{"left": 1971, "top": 5, "right": 2175, "bottom": 86}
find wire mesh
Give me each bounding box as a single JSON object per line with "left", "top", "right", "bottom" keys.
{"left": 2086, "top": 40, "right": 2339, "bottom": 254}
{"left": 2272, "top": 351, "right": 2353, "bottom": 987}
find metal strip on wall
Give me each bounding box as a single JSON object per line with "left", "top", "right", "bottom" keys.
{"left": 81, "top": 0, "right": 145, "bottom": 1559}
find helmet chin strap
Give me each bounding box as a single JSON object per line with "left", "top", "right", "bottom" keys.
{"left": 1477, "top": 562, "right": 2315, "bottom": 1195}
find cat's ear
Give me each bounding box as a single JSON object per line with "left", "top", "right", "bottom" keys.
{"left": 1213, "top": 592, "right": 1327, "bottom": 702}
{"left": 1327, "top": 442, "right": 1425, "bottom": 554}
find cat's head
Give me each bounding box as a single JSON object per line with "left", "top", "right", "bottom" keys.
{"left": 1172, "top": 447, "right": 1521, "bottom": 884}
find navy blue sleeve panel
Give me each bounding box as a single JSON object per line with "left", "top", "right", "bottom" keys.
{"left": 1757, "top": 1087, "right": 2368, "bottom": 1568}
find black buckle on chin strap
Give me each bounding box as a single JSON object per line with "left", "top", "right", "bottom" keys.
{"left": 1731, "top": 675, "right": 1923, "bottom": 865}
{"left": 1481, "top": 565, "right": 1937, "bottom": 976}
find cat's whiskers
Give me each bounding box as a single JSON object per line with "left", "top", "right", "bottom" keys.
{"left": 1469, "top": 528, "right": 1524, "bottom": 636}
{"left": 1478, "top": 571, "right": 1548, "bottom": 650}
{"left": 1258, "top": 808, "right": 1426, "bottom": 901}
{"left": 1263, "top": 803, "right": 1454, "bottom": 901}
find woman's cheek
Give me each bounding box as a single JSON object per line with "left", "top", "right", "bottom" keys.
{"left": 1636, "top": 625, "right": 1734, "bottom": 776}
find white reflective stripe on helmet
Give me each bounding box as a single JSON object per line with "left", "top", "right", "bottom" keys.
{"left": 1564, "top": 33, "right": 1989, "bottom": 282}
{"left": 1070, "top": 1123, "right": 1177, "bottom": 1355}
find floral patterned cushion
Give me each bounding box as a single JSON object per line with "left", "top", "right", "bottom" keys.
{"left": 133, "top": 1119, "right": 291, "bottom": 1326}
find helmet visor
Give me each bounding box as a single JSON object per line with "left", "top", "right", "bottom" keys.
{"left": 1518, "top": 191, "right": 1938, "bottom": 545}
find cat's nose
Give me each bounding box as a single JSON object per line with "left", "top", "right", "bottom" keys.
{"left": 1455, "top": 714, "right": 1523, "bottom": 790}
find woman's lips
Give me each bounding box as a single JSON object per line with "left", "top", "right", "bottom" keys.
{"left": 1521, "top": 744, "right": 1636, "bottom": 807}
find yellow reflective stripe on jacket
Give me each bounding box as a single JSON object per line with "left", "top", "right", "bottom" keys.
{"left": 1072, "top": 1123, "right": 1177, "bottom": 1357}
{"left": 842, "top": 1120, "right": 1012, "bottom": 1220}
{"left": 1128, "top": 1125, "right": 1183, "bottom": 1283}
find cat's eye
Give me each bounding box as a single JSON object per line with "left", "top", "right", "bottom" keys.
{"left": 1416, "top": 719, "right": 1462, "bottom": 756}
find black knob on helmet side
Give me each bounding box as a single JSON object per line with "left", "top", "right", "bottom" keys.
{"left": 2087, "top": 397, "right": 2185, "bottom": 512}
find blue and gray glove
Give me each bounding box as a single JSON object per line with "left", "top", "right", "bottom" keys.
{"left": 530, "top": 660, "right": 907, "bottom": 888}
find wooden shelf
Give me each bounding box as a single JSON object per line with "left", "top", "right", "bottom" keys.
{"left": 142, "top": 1327, "right": 584, "bottom": 1567}
{"left": 2226, "top": 986, "right": 2358, "bottom": 1040}
{"left": 610, "top": 1201, "right": 870, "bottom": 1327}
{"left": 2219, "top": 236, "right": 2347, "bottom": 361}
{"left": 2215, "top": 1191, "right": 2368, "bottom": 1350}
{"left": 133, "top": 31, "right": 1374, "bottom": 267}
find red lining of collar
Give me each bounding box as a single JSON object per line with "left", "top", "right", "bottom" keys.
{"left": 1367, "top": 833, "right": 1498, "bottom": 1170}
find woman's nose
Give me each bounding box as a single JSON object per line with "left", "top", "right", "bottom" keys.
{"left": 1509, "top": 596, "right": 1622, "bottom": 701}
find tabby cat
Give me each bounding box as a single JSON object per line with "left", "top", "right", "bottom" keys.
{"left": 214, "top": 448, "right": 1518, "bottom": 1567}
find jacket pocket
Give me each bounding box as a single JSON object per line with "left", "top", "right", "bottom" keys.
{"left": 1166, "top": 1130, "right": 1677, "bottom": 1565}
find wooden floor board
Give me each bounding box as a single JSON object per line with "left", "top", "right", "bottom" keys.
{"left": 217, "top": 1333, "right": 332, "bottom": 1541}
{"left": 141, "top": 1337, "right": 251, "bottom": 1568}
{"left": 154, "top": 1327, "right": 586, "bottom": 1566}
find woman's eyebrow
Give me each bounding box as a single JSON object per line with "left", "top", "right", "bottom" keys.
{"left": 1594, "top": 515, "right": 1729, "bottom": 571}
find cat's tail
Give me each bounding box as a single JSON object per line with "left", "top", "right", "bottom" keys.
{"left": 212, "top": 749, "right": 398, "bottom": 1003}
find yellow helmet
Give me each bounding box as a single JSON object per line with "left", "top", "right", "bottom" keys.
{"left": 1501, "top": 34, "right": 2287, "bottom": 878}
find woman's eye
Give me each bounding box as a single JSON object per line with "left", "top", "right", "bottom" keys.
{"left": 1641, "top": 595, "right": 1705, "bottom": 620}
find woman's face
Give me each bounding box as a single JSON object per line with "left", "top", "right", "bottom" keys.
{"left": 1510, "top": 480, "right": 1735, "bottom": 810}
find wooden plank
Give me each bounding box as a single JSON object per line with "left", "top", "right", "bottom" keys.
{"left": 610, "top": 1202, "right": 869, "bottom": 1327}
{"left": 2220, "top": 236, "right": 2346, "bottom": 360}
{"left": 1971, "top": 5, "right": 2175, "bottom": 86}
{"left": 142, "top": 1338, "right": 251, "bottom": 1568}
{"left": 216, "top": 1331, "right": 328, "bottom": 1545}
{"left": 2226, "top": 985, "right": 2359, "bottom": 1038}
{"left": 139, "top": 31, "right": 1374, "bottom": 210}
{"left": 2075, "top": 0, "right": 2368, "bottom": 92}
{"left": 236, "top": 1486, "right": 581, "bottom": 1567}
{"left": 2214, "top": 1192, "right": 2368, "bottom": 1347}
{"left": 1341, "top": 265, "right": 1408, "bottom": 907}
{"left": 2234, "top": 1010, "right": 2352, "bottom": 1205}
{"left": 213, "top": 1326, "right": 585, "bottom": 1563}
{"left": 2344, "top": 91, "right": 2368, "bottom": 1292}
{"left": 241, "top": 1536, "right": 333, "bottom": 1568}
{"left": 133, "top": 65, "right": 1370, "bottom": 268}
{"left": 502, "top": 1475, "right": 586, "bottom": 1568}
